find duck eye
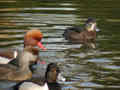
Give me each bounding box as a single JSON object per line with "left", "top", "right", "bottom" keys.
{"left": 86, "top": 23, "right": 92, "bottom": 28}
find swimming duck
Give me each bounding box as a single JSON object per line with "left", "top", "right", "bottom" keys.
{"left": 0, "top": 29, "right": 46, "bottom": 64}
{"left": 13, "top": 63, "right": 65, "bottom": 90}
{"left": 0, "top": 47, "right": 39, "bottom": 81}
{"left": 63, "top": 18, "right": 99, "bottom": 48}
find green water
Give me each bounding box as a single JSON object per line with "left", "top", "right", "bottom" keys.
{"left": 0, "top": 0, "right": 120, "bottom": 90}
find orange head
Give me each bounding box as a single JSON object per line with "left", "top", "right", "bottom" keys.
{"left": 24, "top": 29, "right": 46, "bottom": 50}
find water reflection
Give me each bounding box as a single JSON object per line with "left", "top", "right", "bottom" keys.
{"left": 0, "top": 0, "right": 120, "bottom": 90}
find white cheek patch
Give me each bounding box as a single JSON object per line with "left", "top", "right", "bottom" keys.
{"left": 90, "top": 23, "right": 95, "bottom": 31}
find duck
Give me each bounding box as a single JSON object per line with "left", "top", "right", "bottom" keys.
{"left": 63, "top": 18, "right": 100, "bottom": 48}
{"left": 0, "top": 29, "right": 46, "bottom": 64}
{"left": 13, "top": 63, "right": 65, "bottom": 90}
{"left": 0, "top": 48, "right": 18, "bottom": 64}
{"left": 0, "top": 47, "right": 39, "bottom": 81}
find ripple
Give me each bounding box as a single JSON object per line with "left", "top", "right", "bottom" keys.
{"left": 52, "top": 25, "right": 70, "bottom": 29}
{"left": 59, "top": 3, "right": 73, "bottom": 6}
{"left": 25, "top": 7, "right": 76, "bottom": 11}
{"left": 103, "top": 65, "right": 120, "bottom": 70}
{"left": 80, "top": 82, "right": 103, "bottom": 88}
{"left": 0, "top": 81, "right": 16, "bottom": 88}
{"left": 78, "top": 82, "right": 120, "bottom": 88}
{"left": 87, "top": 58, "right": 112, "bottom": 63}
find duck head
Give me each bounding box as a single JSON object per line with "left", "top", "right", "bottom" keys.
{"left": 45, "top": 63, "right": 65, "bottom": 83}
{"left": 85, "top": 18, "right": 100, "bottom": 32}
{"left": 24, "top": 29, "right": 46, "bottom": 50}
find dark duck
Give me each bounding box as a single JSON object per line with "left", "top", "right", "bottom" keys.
{"left": 13, "top": 63, "right": 65, "bottom": 90}
{"left": 63, "top": 18, "right": 100, "bottom": 48}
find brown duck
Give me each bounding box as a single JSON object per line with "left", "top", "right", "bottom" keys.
{"left": 63, "top": 18, "right": 100, "bottom": 48}
{"left": 0, "top": 47, "right": 39, "bottom": 81}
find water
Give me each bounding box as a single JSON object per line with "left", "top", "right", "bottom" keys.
{"left": 0, "top": 0, "right": 120, "bottom": 90}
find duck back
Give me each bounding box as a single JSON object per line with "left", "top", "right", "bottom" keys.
{"left": 63, "top": 26, "right": 96, "bottom": 44}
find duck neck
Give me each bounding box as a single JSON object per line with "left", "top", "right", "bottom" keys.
{"left": 46, "top": 72, "right": 57, "bottom": 83}
{"left": 18, "top": 51, "right": 31, "bottom": 73}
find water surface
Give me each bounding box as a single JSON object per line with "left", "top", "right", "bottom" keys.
{"left": 0, "top": 0, "right": 120, "bottom": 90}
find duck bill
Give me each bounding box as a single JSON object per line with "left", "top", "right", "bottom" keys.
{"left": 57, "top": 73, "right": 66, "bottom": 82}
{"left": 37, "top": 42, "right": 46, "bottom": 50}
{"left": 95, "top": 27, "right": 100, "bottom": 32}
{"left": 94, "top": 26, "right": 100, "bottom": 32}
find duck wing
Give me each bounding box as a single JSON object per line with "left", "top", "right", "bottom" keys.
{"left": 0, "top": 49, "right": 15, "bottom": 59}
{"left": 0, "top": 64, "right": 17, "bottom": 78}
{"left": 63, "top": 26, "right": 83, "bottom": 40}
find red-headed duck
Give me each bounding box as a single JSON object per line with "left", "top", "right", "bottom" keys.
{"left": 0, "top": 29, "right": 46, "bottom": 64}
